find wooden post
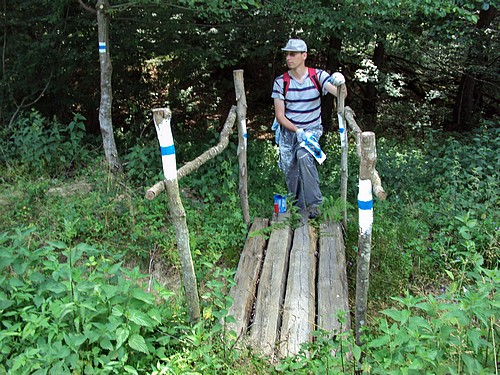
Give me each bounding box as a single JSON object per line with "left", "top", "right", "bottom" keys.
{"left": 233, "top": 70, "right": 250, "bottom": 226}
{"left": 355, "top": 132, "right": 376, "bottom": 345}
{"left": 337, "top": 84, "right": 348, "bottom": 229}
{"left": 152, "top": 107, "right": 200, "bottom": 323}
{"left": 345, "top": 107, "right": 387, "bottom": 201}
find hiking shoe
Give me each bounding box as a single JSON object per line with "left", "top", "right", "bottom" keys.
{"left": 308, "top": 206, "right": 319, "bottom": 219}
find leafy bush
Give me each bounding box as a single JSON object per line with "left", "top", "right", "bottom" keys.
{"left": 363, "top": 252, "right": 498, "bottom": 374}
{"left": 1, "top": 110, "right": 90, "bottom": 177}
{"left": 0, "top": 229, "right": 183, "bottom": 374}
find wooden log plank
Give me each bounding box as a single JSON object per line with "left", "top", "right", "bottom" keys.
{"left": 227, "top": 218, "right": 268, "bottom": 338}
{"left": 278, "top": 222, "right": 317, "bottom": 357}
{"left": 249, "top": 214, "right": 293, "bottom": 356}
{"left": 317, "top": 220, "right": 351, "bottom": 334}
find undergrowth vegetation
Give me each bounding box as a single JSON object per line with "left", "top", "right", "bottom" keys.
{"left": 0, "top": 112, "right": 498, "bottom": 374}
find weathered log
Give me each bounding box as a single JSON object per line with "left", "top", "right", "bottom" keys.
{"left": 317, "top": 220, "right": 350, "bottom": 335}
{"left": 233, "top": 70, "right": 250, "bottom": 226}
{"left": 145, "top": 106, "right": 237, "bottom": 200}
{"left": 226, "top": 218, "right": 268, "bottom": 338}
{"left": 279, "top": 221, "right": 317, "bottom": 357}
{"left": 250, "top": 214, "right": 292, "bottom": 356}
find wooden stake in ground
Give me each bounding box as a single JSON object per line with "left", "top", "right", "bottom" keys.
{"left": 152, "top": 107, "right": 200, "bottom": 323}
{"left": 355, "top": 131, "right": 376, "bottom": 345}
{"left": 233, "top": 70, "right": 250, "bottom": 226}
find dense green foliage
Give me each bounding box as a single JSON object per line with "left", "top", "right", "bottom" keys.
{"left": 1, "top": 0, "right": 498, "bottom": 138}
{"left": 0, "top": 110, "right": 498, "bottom": 373}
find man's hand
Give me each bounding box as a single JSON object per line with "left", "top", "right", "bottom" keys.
{"left": 330, "top": 72, "right": 345, "bottom": 86}
{"left": 296, "top": 128, "right": 306, "bottom": 143}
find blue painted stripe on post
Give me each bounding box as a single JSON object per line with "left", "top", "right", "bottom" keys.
{"left": 99, "top": 42, "right": 106, "bottom": 52}
{"left": 244, "top": 133, "right": 247, "bottom": 138}
{"left": 160, "top": 145, "right": 175, "bottom": 156}
{"left": 339, "top": 127, "right": 345, "bottom": 133}
{"left": 358, "top": 200, "right": 373, "bottom": 210}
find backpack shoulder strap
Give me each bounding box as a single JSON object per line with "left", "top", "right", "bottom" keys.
{"left": 308, "top": 67, "right": 321, "bottom": 92}
{"left": 283, "top": 68, "right": 320, "bottom": 98}
{"left": 283, "top": 71, "right": 290, "bottom": 98}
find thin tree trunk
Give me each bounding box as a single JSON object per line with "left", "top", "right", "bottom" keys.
{"left": 450, "top": 6, "right": 497, "bottom": 131}
{"left": 97, "top": 0, "right": 121, "bottom": 173}
{"left": 362, "top": 37, "right": 385, "bottom": 130}
{"left": 355, "top": 132, "right": 376, "bottom": 346}
{"left": 233, "top": 70, "right": 250, "bottom": 227}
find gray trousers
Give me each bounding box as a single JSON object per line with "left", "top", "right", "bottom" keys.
{"left": 278, "top": 126, "right": 323, "bottom": 210}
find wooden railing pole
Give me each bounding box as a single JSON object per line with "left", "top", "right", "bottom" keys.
{"left": 355, "top": 131, "right": 376, "bottom": 345}
{"left": 233, "top": 70, "right": 250, "bottom": 227}
{"left": 337, "top": 84, "right": 348, "bottom": 229}
{"left": 152, "top": 107, "right": 200, "bottom": 323}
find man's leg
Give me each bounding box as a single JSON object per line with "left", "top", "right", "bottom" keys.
{"left": 297, "top": 148, "right": 322, "bottom": 210}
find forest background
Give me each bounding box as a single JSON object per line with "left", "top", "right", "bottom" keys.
{"left": 0, "top": 0, "right": 499, "bottom": 374}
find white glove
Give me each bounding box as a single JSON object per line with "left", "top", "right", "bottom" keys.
{"left": 296, "top": 128, "right": 306, "bottom": 143}
{"left": 330, "top": 72, "right": 345, "bottom": 86}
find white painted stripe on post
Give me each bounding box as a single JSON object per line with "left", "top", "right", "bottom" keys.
{"left": 241, "top": 119, "right": 247, "bottom": 150}
{"left": 337, "top": 113, "right": 346, "bottom": 147}
{"left": 155, "top": 118, "right": 177, "bottom": 181}
{"left": 358, "top": 179, "right": 373, "bottom": 235}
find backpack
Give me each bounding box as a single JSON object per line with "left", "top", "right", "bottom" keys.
{"left": 282, "top": 67, "right": 321, "bottom": 98}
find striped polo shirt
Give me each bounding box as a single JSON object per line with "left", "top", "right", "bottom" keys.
{"left": 272, "top": 68, "right": 331, "bottom": 128}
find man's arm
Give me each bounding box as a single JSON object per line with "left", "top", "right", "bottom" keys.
{"left": 274, "top": 98, "right": 299, "bottom": 132}
{"left": 324, "top": 82, "right": 338, "bottom": 97}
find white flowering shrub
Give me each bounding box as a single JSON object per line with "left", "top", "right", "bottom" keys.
{"left": 354, "top": 59, "right": 380, "bottom": 83}
{"left": 384, "top": 73, "right": 406, "bottom": 98}
{"left": 425, "top": 89, "right": 446, "bottom": 102}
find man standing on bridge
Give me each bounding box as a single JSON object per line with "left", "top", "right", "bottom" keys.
{"left": 272, "top": 38, "right": 346, "bottom": 219}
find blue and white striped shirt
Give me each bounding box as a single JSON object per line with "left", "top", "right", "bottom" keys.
{"left": 272, "top": 68, "right": 331, "bottom": 128}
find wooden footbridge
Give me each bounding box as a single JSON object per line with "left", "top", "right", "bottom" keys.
{"left": 226, "top": 213, "right": 350, "bottom": 358}
{"left": 147, "top": 71, "right": 386, "bottom": 355}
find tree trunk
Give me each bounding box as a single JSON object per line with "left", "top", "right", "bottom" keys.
{"left": 96, "top": 0, "right": 121, "bottom": 173}
{"left": 362, "top": 37, "right": 385, "bottom": 130}
{"left": 449, "top": 6, "right": 497, "bottom": 132}
{"left": 322, "top": 36, "right": 342, "bottom": 130}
